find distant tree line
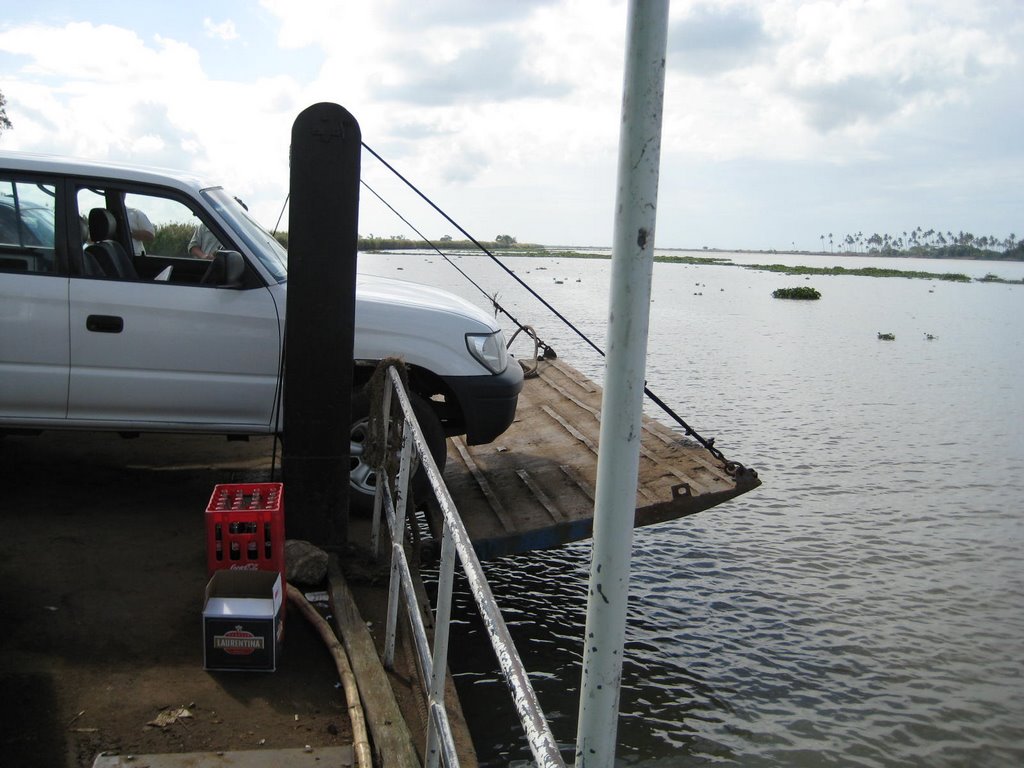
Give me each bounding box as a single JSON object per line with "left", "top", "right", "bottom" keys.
{"left": 818, "top": 228, "right": 1022, "bottom": 260}
{"left": 145, "top": 225, "right": 523, "bottom": 257}
{"left": 0, "top": 89, "right": 13, "bottom": 135}
{"left": 263, "top": 232, "right": 523, "bottom": 252}
{"left": 356, "top": 234, "right": 520, "bottom": 251}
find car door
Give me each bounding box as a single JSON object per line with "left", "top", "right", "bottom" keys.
{"left": 66, "top": 184, "right": 282, "bottom": 431}
{"left": 0, "top": 175, "right": 69, "bottom": 423}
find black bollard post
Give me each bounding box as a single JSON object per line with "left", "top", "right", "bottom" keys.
{"left": 283, "top": 103, "right": 361, "bottom": 546}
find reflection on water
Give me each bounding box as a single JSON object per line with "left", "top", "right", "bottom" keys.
{"left": 363, "top": 251, "right": 1024, "bottom": 767}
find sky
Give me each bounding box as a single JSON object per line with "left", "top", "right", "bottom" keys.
{"left": 0, "top": 0, "right": 1021, "bottom": 252}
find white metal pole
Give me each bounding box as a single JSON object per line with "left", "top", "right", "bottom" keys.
{"left": 574, "top": 2, "right": 669, "bottom": 766}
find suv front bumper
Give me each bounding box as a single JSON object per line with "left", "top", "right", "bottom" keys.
{"left": 443, "top": 360, "right": 524, "bottom": 445}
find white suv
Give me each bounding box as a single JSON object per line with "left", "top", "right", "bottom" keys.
{"left": 0, "top": 151, "right": 523, "bottom": 508}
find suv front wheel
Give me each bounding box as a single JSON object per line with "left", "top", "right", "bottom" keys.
{"left": 348, "top": 389, "right": 448, "bottom": 515}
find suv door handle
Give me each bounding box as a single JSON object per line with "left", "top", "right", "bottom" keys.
{"left": 86, "top": 314, "right": 124, "bottom": 333}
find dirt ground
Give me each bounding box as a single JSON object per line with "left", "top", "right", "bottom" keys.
{"left": 0, "top": 432, "right": 360, "bottom": 767}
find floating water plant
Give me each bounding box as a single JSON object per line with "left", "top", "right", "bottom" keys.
{"left": 772, "top": 286, "right": 821, "bottom": 300}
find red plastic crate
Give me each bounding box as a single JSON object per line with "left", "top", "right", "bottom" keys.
{"left": 206, "top": 483, "right": 285, "bottom": 580}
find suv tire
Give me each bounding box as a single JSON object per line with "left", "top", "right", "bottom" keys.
{"left": 348, "top": 389, "right": 447, "bottom": 516}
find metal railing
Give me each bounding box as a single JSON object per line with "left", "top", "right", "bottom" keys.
{"left": 370, "top": 365, "right": 567, "bottom": 768}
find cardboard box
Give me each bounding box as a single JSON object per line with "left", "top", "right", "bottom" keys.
{"left": 203, "top": 570, "right": 283, "bottom": 672}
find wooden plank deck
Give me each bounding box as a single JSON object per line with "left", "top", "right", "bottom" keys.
{"left": 428, "top": 358, "right": 761, "bottom": 560}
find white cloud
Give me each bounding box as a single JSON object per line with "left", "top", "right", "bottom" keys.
{"left": 203, "top": 18, "right": 239, "bottom": 42}
{"left": 657, "top": 0, "right": 1021, "bottom": 172}
{"left": 0, "top": 1, "right": 1020, "bottom": 249}
{"left": 770, "top": 0, "right": 1016, "bottom": 133}
{"left": 669, "top": 2, "right": 771, "bottom": 75}
{"left": 0, "top": 20, "right": 306, "bottom": 226}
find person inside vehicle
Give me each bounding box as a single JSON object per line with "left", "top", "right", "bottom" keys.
{"left": 127, "top": 207, "right": 155, "bottom": 256}
{"left": 189, "top": 222, "right": 222, "bottom": 260}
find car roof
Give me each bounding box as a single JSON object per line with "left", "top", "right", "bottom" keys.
{"left": 0, "top": 150, "right": 210, "bottom": 193}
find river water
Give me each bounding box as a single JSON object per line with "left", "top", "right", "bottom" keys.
{"left": 360, "top": 250, "right": 1024, "bottom": 767}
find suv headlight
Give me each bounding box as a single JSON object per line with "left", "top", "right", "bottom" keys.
{"left": 466, "top": 331, "right": 508, "bottom": 374}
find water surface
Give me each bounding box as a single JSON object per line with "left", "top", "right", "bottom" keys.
{"left": 361, "top": 250, "right": 1024, "bottom": 767}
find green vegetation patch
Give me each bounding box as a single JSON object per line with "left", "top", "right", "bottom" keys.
{"left": 656, "top": 254, "right": 734, "bottom": 266}
{"left": 772, "top": 286, "right": 821, "bottom": 300}
{"left": 978, "top": 273, "right": 1024, "bottom": 284}
{"left": 517, "top": 249, "right": 610, "bottom": 260}
{"left": 749, "top": 263, "right": 972, "bottom": 282}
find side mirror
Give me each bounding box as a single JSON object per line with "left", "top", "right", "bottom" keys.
{"left": 222, "top": 250, "right": 245, "bottom": 288}
{"left": 200, "top": 250, "right": 246, "bottom": 288}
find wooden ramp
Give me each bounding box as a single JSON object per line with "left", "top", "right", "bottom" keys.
{"left": 428, "top": 358, "right": 761, "bottom": 560}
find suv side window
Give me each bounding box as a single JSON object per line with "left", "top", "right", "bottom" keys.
{"left": 123, "top": 191, "right": 211, "bottom": 261}
{"left": 74, "top": 185, "right": 234, "bottom": 284}
{"left": 0, "top": 177, "right": 57, "bottom": 274}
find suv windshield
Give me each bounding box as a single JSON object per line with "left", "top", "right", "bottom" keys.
{"left": 203, "top": 188, "right": 287, "bottom": 282}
